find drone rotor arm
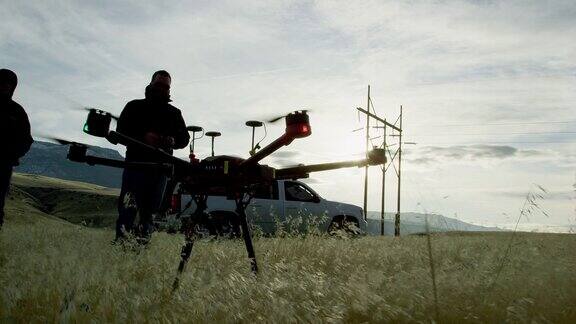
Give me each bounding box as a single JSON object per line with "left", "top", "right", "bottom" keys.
{"left": 66, "top": 146, "right": 175, "bottom": 175}
{"left": 275, "top": 149, "right": 387, "bottom": 179}
{"left": 275, "top": 160, "right": 368, "bottom": 179}
{"left": 240, "top": 133, "right": 294, "bottom": 167}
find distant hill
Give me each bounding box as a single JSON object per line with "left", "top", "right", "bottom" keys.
{"left": 366, "top": 211, "right": 501, "bottom": 236}
{"left": 15, "top": 141, "right": 123, "bottom": 188}
{"left": 6, "top": 173, "right": 119, "bottom": 227}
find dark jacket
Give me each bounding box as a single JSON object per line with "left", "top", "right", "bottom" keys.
{"left": 0, "top": 99, "right": 33, "bottom": 166}
{"left": 116, "top": 94, "right": 190, "bottom": 162}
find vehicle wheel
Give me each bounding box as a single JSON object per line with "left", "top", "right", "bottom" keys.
{"left": 328, "top": 217, "right": 360, "bottom": 236}
{"left": 210, "top": 212, "right": 241, "bottom": 238}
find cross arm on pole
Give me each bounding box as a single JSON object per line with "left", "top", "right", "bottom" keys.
{"left": 356, "top": 107, "right": 402, "bottom": 132}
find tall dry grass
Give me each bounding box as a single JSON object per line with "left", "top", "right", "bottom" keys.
{"left": 1, "top": 220, "right": 575, "bottom": 323}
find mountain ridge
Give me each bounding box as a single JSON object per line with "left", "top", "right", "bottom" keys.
{"left": 15, "top": 141, "right": 123, "bottom": 188}
{"left": 365, "top": 211, "right": 502, "bottom": 235}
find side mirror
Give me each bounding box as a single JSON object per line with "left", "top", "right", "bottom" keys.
{"left": 312, "top": 196, "right": 321, "bottom": 203}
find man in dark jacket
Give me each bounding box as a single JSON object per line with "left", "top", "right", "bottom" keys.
{"left": 115, "top": 70, "right": 190, "bottom": 243}
{"left": 0, "top": 69, "right": 33, "bottom": 230}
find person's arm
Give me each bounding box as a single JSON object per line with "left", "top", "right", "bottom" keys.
{"left": 119, "top": 102, "right": 163, "bottom": 148}
{"left": 116, "top": 102, "right": 132, "bottom": 135}
{"left": 116, "top": 101, "right": 142, "bottom": 139}
{"left": 13, "top": 109, "right": 33, "bottom": 158}
{"left": 172, "top": 110, "right": 190, "bottom": 150}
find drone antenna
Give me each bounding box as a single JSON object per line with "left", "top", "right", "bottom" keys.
{"left": 186, "top": 126, "right": 204, "bottom": 163}
{"left": 186, "top": 126, "right": 203, "bottom": 153}
{"left": 205, "top": 131, "right": 221, "bottom": 157}
{"left": 245, "top": 120, "right": 263, "bottom": 156}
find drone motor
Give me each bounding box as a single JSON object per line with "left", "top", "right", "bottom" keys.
{"left": 367, "top": 148, "right": 386, "bottom": 165}
{"left": 285, "top": 111, "right": 311, "bottom": 138}
{"left": 67, "top": 143, "right": 88, "bottom": 162}
{"left": 83, "top": 109, "right": 112, "bottom": 138}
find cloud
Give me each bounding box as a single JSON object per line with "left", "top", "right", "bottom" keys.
{"left": 408, "top": 145, "right": 523, "bottom": 163}
{"left": 487, "top": 188, "right": 574, "bottom": 201}
{"left": 2, "top": 0, "right": 575, "bottom": 228}
{"left": 272, "top": 159, "right": 302, "bottom": 168}
{"left": 269, "top": 151, "right": 301, "bottom": 159}
{"left": 409, "top": 157, "right": 434, "bottom": 165}
{"left": 517, "top": 149, "right": 547, "bottom": 158}
{"left": 404, "top": 144, "right": 571, "bottom": 169}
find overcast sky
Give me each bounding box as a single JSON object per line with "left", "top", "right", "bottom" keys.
{"left": 2, "top": 0, "right": 575, "bottom": 231}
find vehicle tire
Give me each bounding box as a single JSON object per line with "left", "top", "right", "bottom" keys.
{"left": 210, "top": 212, "right": 241, "bottom": 238}
{"left": 328, "top": 216, "right": 360, "bottom": 236}
{"left": 180, "top": 213, "right": 212, "bottom": 239}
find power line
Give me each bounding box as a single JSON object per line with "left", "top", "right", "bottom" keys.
{"left": 407, "top": 120, "right": 576, "bottom": 127}
{"left": 404, "top": 140, "right": 575, "bottom": 145}
{"left": 408, "top": 131, "right": 576, "bottom": 137}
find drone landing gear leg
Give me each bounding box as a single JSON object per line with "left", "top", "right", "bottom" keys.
{"left": 235, "top": 197, "right": 259, "bottom": 274}
{"left": 172, "top": 194, "right": 207, "bottom": 292}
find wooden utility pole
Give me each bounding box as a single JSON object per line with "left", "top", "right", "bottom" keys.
{"left": 394, "top": 105, "right": 403, "bottom": 237}
{"left": 357, "top": 105, "right": 401, "bottom": 235}
{"left": 363, "top": 85, "right": 370, "bottom": 221}
{"left": 381, "top": 124, "right": 387, "bottom": 236}
{"left": 356, "top": 87, "right": 403, "bottom": 236}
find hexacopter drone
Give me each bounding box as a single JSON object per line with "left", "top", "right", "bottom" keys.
{"left": 55, "top": 108, "right": 386, "bottom": 290}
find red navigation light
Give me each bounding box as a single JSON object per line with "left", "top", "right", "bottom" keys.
{"left": 170, "top": 194, "right": 181, "bottom": 213}
{"left": 286, "top": 122, "right": 311, "bottom": 138}
{"left": 285, "top": 111, "right": 312, "bottom": 139}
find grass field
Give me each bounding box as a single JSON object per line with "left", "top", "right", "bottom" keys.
{"left": 1, "top": 222, "right": 575, "bottom": 322}
{"left": 1, "top": 174, "right": 575, "bottom": 322}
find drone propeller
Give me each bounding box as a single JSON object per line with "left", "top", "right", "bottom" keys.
{"left": 76, "top": 106, "right": 119, "bottom": 120}
{"left": 266, "top": 109, "right": 311, "bottom": 123}
{"left": 40, "top": 136, "right": 92, "bottom": 148}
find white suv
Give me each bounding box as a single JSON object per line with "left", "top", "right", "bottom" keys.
{"left": 165, "top": 180, "right": 366, "bottom": 235}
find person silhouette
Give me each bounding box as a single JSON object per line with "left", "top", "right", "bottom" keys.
{"left": 0, "top": 69, "right": 33, "bottom": 230}
{"left": 115, "top": 70, "right": 189, "bottom": 244}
